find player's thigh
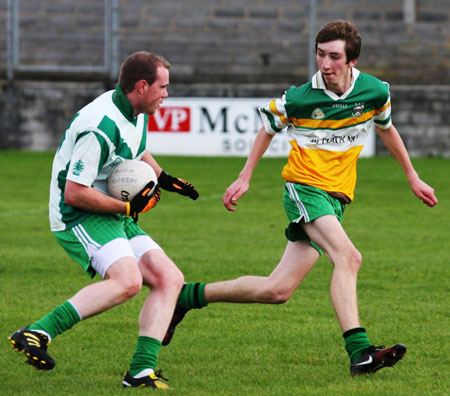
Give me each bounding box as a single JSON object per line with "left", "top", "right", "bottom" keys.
{"left": 133, "top": 239, "right": 184, "bottom": 288}
{"left": 268, "top": 239, "right": 320, "bottom": 291}
{"left": 283, "top": 183, "right": 346, "bottom": 255}
{"left": 104, "top": 254, "right": 142, "bottom": 286}
{"left": 55, "top": 214, "right": 137, "bottom": 278}
{"left": 124, "top": 219, "right": 183, "bottom": 288}
{"left": 303, "top": 215, "right": 358, "bottom": 263}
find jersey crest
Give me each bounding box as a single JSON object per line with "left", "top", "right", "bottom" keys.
{"left": 311, "top": 108, "right": 325, "bottom": 120}
{"left": 352, "top": 102, "right": 365, "bottom": 117}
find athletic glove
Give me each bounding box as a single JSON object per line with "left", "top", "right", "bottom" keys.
{"left": 126, "top": 182, "right": 161, "bottom": 222}
{"left": 158, "top": 170, "right": 199, "bottom": 200}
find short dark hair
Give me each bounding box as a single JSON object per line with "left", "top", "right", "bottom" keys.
{"left": 119, "top": 51, "right": 170, "bottom": 94}
{"left": 315, "top": 20, "right": 361, "bottom": 62}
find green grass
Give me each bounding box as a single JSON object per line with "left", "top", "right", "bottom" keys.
{"left": 0, "top": 151, "right": 449, "bottom": 396}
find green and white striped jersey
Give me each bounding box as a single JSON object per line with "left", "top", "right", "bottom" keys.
{"left": 49, "top": 85, "right": 148, "bottom": 231}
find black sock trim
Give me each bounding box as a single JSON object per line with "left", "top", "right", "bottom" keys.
{"left": 193, "top": 283, "right": 200, "bottom": 308}
{"left": 343, "top": 327, "right": 366, "bottom": 339}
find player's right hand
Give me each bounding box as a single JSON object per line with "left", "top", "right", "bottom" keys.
{"left": 127, "top": 182, "right": 161, "bottom": 222}
{"left": 222, "top": 178, "right": 249, "bottom": 211}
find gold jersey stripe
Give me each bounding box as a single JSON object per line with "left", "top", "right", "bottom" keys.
{"left": 269, "top": 99, "right": 391, "bottom": 130}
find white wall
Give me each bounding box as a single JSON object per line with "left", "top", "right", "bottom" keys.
{"left": 147, "top": 98, "right": 375, "bottom": 158}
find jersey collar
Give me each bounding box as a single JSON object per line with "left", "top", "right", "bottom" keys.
{"left": 112, "top": 84, "right": 137, "bottom": 122}
{"left": 311, "top": 68, "right": 360, "bottom": 100}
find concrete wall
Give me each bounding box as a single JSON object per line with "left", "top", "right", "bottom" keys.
{"left": 0, "top": 0, "right": 449, "bottom": 155}
{"left": 380, "top": 86, "right": 450, "bottom": 157}
{"left": 1, "top": 0, "right": 449, "bottom": 85}
{"left": 1, "top": 80, "right": 449, "bottom": 157}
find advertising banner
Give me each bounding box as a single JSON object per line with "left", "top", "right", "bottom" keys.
{"left": 147, "top": 98, "right": 375, "bottom": 158}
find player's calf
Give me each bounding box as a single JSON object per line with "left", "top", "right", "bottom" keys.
{"left": 162, "top": 304, "right": 190, "bottom": 346}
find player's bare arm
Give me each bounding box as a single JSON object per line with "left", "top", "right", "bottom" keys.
{"left": 65, "top": 180, "right": 128, "bottom": 214}
{"left": 223, "top": 127, "right": 274, "bottom": 211}
{"left": 375, "top": 125, "right": 438, "bottom": 207}
{"left": 141, "top": 150, "right": 163, "bottom": 177}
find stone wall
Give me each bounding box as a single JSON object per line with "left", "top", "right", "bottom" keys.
{"left": 1, "top": 80, "right": 449, "bottom": 157}
{"left": 0, "top": 0, "right": 449, "bottom": 155}
{"left": 0, "top": 81, "right": 106, "bottom": 150}
{"left": 380, "top": 86, "right": 450, "bottom": 157}
{"left": 1, "top": 0, "right": 449, "bottom": 85}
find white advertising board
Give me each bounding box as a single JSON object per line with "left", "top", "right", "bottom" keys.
{"left": 147, "top": 98, "right": 375, "bottom": 158}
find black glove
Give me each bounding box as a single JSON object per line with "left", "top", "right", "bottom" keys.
{"left": 158, "top": 170, "right": 199, "bottom": 200}
{"left": 126, "top": 182, "right": 161, "bottom": 222}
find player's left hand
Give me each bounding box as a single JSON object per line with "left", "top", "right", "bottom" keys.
{"left": 158, "top": 170, "right": 199, "bottom": 200}
{"left": 410, "top": 177, "right": 438, "bottom": 207}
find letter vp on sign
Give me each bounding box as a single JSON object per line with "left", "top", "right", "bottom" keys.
{"left": 148, "top": 107, "right": 191, "bottom": 132}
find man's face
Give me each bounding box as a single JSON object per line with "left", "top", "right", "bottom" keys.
{"left": 316, "top": 39, "right": 356, "bottom": 90}
{"left": 140, "top": 66, "right": 169, "bottom": 115}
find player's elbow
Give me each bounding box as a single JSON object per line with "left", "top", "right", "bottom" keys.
{"left": 64, "top": 191, "right": 82, "bottom": 207}
{"left": 64, "top": 192, "right": 76, "bottom": 206}
{"left": 64, "top": 181, "right": 87, "bottom": 207}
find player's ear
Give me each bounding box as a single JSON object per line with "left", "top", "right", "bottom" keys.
{"left": 134, "top": 79, "right": 148, "bottom": 94}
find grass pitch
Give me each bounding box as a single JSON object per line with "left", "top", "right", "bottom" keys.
{"left": 0, "top": 151, "right": 449, "bottom": 396}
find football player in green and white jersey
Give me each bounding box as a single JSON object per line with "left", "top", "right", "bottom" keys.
{"left": 9, "top": 52, "right": 199, "bottom": 389}
{"left": 164, "top": 21, "right": 438, "bottom": 376}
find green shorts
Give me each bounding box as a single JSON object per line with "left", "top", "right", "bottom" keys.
{"left": 282, "top": 183, "right": 346, "bottom": 254}
{"left": 54, "top": 214, "right": 147, "bottom": 278}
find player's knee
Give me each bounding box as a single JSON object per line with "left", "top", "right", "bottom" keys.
{"left": 119, "top": 274, "right": 143, "bottom": 300}
{"left": 260, "top": 284, "right": 293, "bottom": 304}
{"left": 269, "top": 291, "right": 291, "bottom": 304}
{"left": 348, "top": 248, "right": 362, "bottom": 273}
{"left": 332, "top": 246, "right": 362, "bottom": 273}
{"left": 167, "top": 267, "right": 184, "bottom": 293}
{"left": 155, "top": 265, "right": 184, "bottom": 294}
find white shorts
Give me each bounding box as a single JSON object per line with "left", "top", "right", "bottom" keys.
{"left": 91, "top": 235, "right": 161, "bottom": 278}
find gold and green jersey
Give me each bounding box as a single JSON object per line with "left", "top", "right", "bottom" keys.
{"left": 259, "top": 68, "right": 392, "bottom": 201}
{"left": 49, "top": 85, "right": 147, "bottom": 231}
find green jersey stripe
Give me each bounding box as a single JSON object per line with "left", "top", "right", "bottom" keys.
{"left": 50, "top": 86, "right": 148, "bottom": 231}
{"left": 260, "top": 107, "right": 283, "bottom": 133}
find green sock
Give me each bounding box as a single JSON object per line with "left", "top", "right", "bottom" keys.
{"left": 177, "top": 282, "right": 208, "bottom": 309}
{"left": 129, "top": 336, "right": 161, "bottom": 376}
{"left": 343, "top": 327, "right": 371, "bottom": 363}
{"left": 29, "top": 300, "right": 81, "bottom": 340}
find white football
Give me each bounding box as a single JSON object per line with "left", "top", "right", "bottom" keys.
{"left": 107, "top": 159, "right": 157, "bottom": 202}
